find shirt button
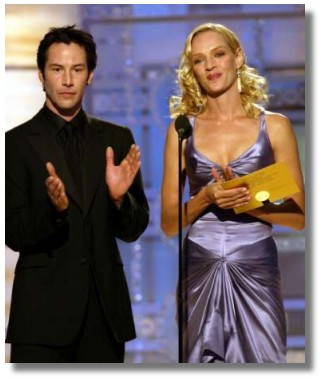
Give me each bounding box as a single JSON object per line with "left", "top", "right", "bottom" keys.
{"left": 80, "top": 257, "right": 88, "bottom": 264}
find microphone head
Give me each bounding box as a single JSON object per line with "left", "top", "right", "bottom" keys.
{"left": 175, "top": 115, "right": 192, "bottom": 139}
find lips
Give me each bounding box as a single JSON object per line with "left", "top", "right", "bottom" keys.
{"left": 59, "top": 92, "right": 75, "bottom": 96}
{"left": 207, "top": 73, "right": 222, "bottom": 81}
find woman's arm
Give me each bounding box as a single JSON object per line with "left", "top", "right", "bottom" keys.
{"left": 247, "top": 113, "right": 305, "bottom": 230}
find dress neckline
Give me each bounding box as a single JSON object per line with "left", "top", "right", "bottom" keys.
{"left": 190, "top": 113, "right": 264, "bottom": 168}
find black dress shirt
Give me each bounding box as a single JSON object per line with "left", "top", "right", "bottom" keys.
{"left": 43, "top": 105, "right": 87, "bottom": 202}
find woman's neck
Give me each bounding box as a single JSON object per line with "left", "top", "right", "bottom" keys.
{"left": 201, "top": 95, "right": 246, "bottom": 121}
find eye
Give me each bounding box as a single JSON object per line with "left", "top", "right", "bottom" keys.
{"left": 193, "top": 57, "right": 204, "bottom": 65}
{"left": 215, "top": 51, "right": 225, "bottom": 58}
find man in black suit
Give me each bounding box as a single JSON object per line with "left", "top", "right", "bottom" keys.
{"left": 5, "top": 25, "right": 149, "bottom": 363}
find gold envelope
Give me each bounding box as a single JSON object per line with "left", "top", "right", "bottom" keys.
{"left": 221, "top": 162, "right": 300, "bottom": 214}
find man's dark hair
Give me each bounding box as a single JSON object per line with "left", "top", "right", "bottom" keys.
{"left": 37, "top": 25, "right": 97, "bottom": 73}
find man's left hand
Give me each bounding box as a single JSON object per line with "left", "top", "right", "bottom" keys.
{"left": 105, "top": 145, "right": 141, "bottom": 207}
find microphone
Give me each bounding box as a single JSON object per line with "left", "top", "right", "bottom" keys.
{"left": 175, "top": 115, "right": 192, "bottom": 140}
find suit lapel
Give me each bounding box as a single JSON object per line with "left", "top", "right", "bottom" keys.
{"left": 25, "top": 110, "right": 82, "bottom": 210}
{"left": 83, "top": 116, "right": 108, "bottom": 217}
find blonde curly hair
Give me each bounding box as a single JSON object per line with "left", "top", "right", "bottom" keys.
{"left": 170, "top": 23, "right": 269, "bottom": 119}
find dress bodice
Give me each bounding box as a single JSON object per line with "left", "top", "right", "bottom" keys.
{"left": 185, "top": 111, "right": 275, "bottom": 197}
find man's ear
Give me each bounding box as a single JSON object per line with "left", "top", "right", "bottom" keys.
{"left": 38, "top": 70, "right": 45, "bottom": 91}
{"left": 87, "top": 71, "right": 94, "bottom": 85}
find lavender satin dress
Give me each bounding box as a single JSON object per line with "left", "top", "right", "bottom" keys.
{"left": 182, "top": 112, "right": 286, "bottom": 363}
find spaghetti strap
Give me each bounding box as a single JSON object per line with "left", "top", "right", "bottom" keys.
{"left": 188, "top": 116, "right": 196, "bottom": 129}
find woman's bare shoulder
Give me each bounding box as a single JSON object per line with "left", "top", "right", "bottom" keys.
{"left": 263, "top": 110, "right": 296, "bottom": 150}
{"left": 264, "top": 110, "right": 291, "bottom": 126}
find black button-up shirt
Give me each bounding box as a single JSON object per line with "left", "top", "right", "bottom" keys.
{"left": 43, "top": 105, "right": 87, "bottom": 201}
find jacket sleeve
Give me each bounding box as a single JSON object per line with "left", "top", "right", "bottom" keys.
{"left": 109, "top": 128, "right": 149, "bottom": 242}
{"left": 5, "top": 130, "right": 68, "bottom": 253}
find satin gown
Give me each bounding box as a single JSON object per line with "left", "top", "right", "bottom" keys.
{"left": 182, "top": 112, "right": 286, "bottom": 363}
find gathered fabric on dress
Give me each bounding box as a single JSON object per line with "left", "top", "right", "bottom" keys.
{"left": 182, "top": 112, "right": 286, "bottom": 363}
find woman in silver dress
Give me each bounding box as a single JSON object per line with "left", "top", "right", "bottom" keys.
{"left": 161, "top": 23, "right": 305, "bottom": 363}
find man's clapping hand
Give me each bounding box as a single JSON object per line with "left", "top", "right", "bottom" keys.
{"left": 45, "top": 162, "right": 69, "bottom": 212}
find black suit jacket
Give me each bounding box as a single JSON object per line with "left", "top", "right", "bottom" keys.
{"left": 5, "top": 108, "right": 149, "bottom": 346}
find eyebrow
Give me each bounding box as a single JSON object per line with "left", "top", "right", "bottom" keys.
{"left": 192, "top": 45, "right": 227, "bottom": 57}
{"left": 48, "top": 63, "right": 86, "bottom": 68}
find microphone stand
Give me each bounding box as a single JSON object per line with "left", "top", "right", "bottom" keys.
{"left": 174, "top": 115, "right": 192, "bottom": 363}
{"left": 177, "top": 131, "right": 185, "bottom": 363}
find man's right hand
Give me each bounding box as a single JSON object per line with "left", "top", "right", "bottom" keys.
{"left": 45, "top": 162, "right": 69, "bottom": 212}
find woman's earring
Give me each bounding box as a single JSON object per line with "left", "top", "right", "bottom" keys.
{"left": 236, "top": 69, "right": 242, "bottom": 93}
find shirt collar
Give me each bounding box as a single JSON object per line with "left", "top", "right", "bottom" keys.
{"left": 42, "top": 105, "right": 87, "bottom": 137}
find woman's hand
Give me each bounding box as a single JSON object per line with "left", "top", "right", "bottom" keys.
{"left": 203, "top": 166, "right": 250, "bottom": 209}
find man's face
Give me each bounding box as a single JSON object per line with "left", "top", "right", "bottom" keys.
{"left": 38, "top": 42, "right": 93, "bottom": 120}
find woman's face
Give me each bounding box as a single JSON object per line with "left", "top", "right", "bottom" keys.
{"left": 191, "top": 30, "right": 241, "bottom": 96}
